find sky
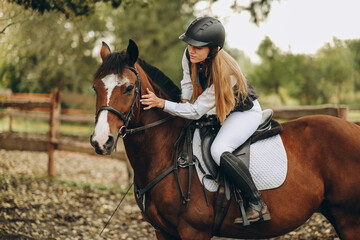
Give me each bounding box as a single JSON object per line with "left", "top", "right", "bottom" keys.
{"left": 195, "top": 0, "right": 360, "bottom": 62}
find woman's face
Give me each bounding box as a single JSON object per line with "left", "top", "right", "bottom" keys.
{"left": 187, "top": 45, "right": 210, "bottom": 63}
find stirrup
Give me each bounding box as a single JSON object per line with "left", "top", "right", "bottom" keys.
{"left": 234, "top": 204, "right": 271, "bottom": 225}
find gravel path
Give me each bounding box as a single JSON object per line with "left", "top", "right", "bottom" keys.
{"left": 0, "top": 149, "right": 339, "bottom": 239}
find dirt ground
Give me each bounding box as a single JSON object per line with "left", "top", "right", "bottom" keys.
{"left": 0, "top": 149, "right": 339, "bottom": 240}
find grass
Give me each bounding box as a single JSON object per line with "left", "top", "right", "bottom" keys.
{"left": 347, "top": 109, "right": 360, "bottom": 122}
{"left": 0, "top": 173, "right": 133, "bottom": 195}
{"left": 0, "top": 117, "right": 94, "bottom": 137}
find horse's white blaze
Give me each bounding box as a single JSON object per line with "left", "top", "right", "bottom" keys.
{"left": 93, "top": 111, "right": 110, "bottom": 149}
{"left": 93, "top": 74, "right": 130, "bottom": 148}
{"left": 102, "top": 74, "right": 130, "bottom": 105}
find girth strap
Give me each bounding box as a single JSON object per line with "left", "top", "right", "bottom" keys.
{"left": 134, "top": 165, "right": 176, "bottom": 213}
{"left": 134, "top": 121, "right": 196, "bottom": 229}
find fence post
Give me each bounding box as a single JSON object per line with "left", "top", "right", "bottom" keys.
{"left": 48, "top": 88, "right": 61, "bottom": 177}
{"left": 8, "top": 107, "right": 13, "bottom": 132}
{"left": 337, "top": 105, "right": 348, "bottom": 120}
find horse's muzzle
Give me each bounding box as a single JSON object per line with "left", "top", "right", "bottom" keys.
{"left": 90, "top": 134, "right": 115, "bottom": 155}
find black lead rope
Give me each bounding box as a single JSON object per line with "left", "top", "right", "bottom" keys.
{"left": 99, "top": 183, "right": 134, "bottom": 237}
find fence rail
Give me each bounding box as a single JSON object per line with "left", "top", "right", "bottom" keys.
{"left": 264, "top": 104, "right": 348, "bottom": 120}
{"left": 0, "top": 88, "right": 358, "bottom": 177}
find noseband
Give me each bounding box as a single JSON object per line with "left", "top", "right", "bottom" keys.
{"left": 94, "top": 66, "right": 173, "bottom": 139}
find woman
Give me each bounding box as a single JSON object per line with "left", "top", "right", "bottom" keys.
{"left": 140, "top": 16, "right": 270, "bottom": 224}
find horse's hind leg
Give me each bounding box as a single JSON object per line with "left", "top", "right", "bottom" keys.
{"left": 321, "top": 204, "right": 360, "bottom": 240}
{"left": 335, "top": 214, "right": 360, "bottom": 240}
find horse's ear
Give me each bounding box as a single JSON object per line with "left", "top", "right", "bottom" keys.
{"left": 100, "top": 41, "right": 111, "bottom": 61}
{"left": 125, "top": 39, "right": 139, "bottom": 66}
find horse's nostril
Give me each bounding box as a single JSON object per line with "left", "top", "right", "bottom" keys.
{"left": 105, "top": 135, "right": 114, "bottom": 148}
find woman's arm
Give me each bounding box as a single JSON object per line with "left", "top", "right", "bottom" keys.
{"left": 180, "top": 48, "right": 193, "bottom": 101}
{"left": 141, "top": 85, "right": 216, "bottom": 120}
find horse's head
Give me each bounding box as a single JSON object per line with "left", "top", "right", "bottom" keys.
{"left": 90, "top": 40, "right": 141, "bottom": 155}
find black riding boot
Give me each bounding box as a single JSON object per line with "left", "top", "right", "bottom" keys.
{"left": 220, "top": 151, "right": 271, "bottom": 224}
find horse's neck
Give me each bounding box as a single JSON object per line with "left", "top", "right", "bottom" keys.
{"left": 124, "top": 111, "right": 181, "bottom": 187}
{"left": 125, "top": 67, "right": 182, "bottom": 187}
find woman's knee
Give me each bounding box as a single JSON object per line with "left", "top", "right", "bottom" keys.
{"left": 210, "top": 142, "right": 225, "bottom": 166}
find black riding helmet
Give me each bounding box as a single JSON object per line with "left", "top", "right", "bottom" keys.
{"left": 179, "top": 16, "right": 225, "bottom": 49}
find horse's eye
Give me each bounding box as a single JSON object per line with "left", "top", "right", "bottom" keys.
{"left": 124, "top": 85, "right": 134, "bottom": 94}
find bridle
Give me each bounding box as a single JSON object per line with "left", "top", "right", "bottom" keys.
{"left": 94, "top": 66, "right": 173, "bottom": 138}
{"left": 95, "top": 66, "right": 141, "bottom": 138}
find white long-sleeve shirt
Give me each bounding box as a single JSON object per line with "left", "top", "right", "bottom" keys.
{"left": 163, "top": 49, "right": 236, "bottom": 119}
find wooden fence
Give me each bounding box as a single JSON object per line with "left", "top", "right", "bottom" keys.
{"left": 0, "top": 89, "right": 129, "bottom": 177}
{"left": 0, "top": 88, "right": 354, "bottom": 177}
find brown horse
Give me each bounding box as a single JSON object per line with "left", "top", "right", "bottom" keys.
{"left": 90, "top": 40, "right": 360, "bottom": 240}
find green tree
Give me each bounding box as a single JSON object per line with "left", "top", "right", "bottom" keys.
{"left": 284, "top": 54, "right": 323, "bottom": 104}
{"left": 316, "top": 38, "right": 356, "bottom": 104}
{"left": 108, "top": 0, "right": 197, "bottom": 83}
{"left": 0, "top": 3, "right": 102, "bottom": 93}
{"left": 346, "top": 39, "right": 360, "bottom": 92}
{"left": 249, "top": 36, "right": 289, "bottom": 104}
{"left": 225, "top": 47, "right": 254, "bottom": 75}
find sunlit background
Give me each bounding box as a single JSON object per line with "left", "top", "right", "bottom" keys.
{"left": 196, "top": 0, "right": 360, "bottom": 62}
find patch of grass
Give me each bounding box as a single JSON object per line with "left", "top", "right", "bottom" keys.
{"left": 348, "top": 110, "right": 360, "bottom": 122}
{"left": 54, "top": 177, "right": 133, "bottom": 195}
{"left": 1, "top": 174, "right": 133, "bottom": 196}
{"left": 0, "top": 117, "right": 94, "bottom": 136}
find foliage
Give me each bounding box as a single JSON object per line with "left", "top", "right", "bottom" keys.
{"left": 106, "top": 0, "right": 197, "bottom": 84}
{"left": 1, "top": 0, "right": 360, "bottom": 107}
{"left": 0, "top": 8, "right": 100, "bottom": 93}
{"left": 249, "top": 37, "right": 360, "bottom": 105}
{"left": 5, "top": 0, "right": 139, "bottom": 18}
{"left": 6, "top": 0, "right": 277, "bottom": 24}
{"left": 345, "top": 39, "right": 360, "bottom": 91}
{"left": 249, "top": 36, "right": 289, "bottom": 104}
{"left": 0, "top": 0, "right": 196, "bottom": 93}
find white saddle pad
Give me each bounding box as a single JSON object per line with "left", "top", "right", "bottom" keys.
{"left": 193, "top": 129, "right": 288, "bottom": 192}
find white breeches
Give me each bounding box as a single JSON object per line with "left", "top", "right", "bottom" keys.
{"left": 210, "top": 100, "right": 262, "bottom": 165}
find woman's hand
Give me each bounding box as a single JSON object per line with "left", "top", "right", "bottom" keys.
{"left": 140, "top": 88, "right": 165, "bottom": 110}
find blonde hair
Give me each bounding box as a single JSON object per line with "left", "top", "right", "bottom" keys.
{"left": 191, "top": 49, "right": 248, "bottom": 124}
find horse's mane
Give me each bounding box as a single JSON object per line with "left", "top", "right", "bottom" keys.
{"left": 137, "top": 59, "right": 181, "bottom": 102}
{"left": 94, "top": 51, "right": 181, "bottom": 102}
{"left": 94, "top": 52, "right": 127, "bottom": 80}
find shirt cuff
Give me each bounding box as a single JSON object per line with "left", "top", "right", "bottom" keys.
{"left": 163, "top": 100, "right": 177, "bottom": 114}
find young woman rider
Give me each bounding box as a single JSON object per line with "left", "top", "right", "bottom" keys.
{"left": 140, "top": 16, "right": 270, "bottom": 224}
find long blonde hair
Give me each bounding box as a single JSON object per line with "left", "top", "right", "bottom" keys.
{"left": 191, "top": 49, "right": 248, "bottom": 124}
